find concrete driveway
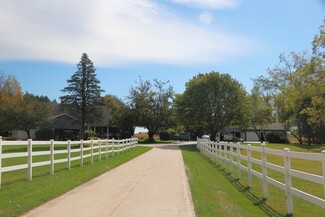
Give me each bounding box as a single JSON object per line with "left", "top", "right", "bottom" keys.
{"left": 21, "top": 144, "right": 195, "bottom": 217}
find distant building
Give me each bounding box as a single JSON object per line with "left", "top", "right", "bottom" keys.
{"left": 214, "top": 123, "right": 285, "bottom": 142}
{"left": 51, "top": 114, "right": 81, "bottom": 141}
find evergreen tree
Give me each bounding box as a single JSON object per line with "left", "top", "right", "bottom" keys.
{"left": 60, "top": 53, "right": 104, "bottom": 139}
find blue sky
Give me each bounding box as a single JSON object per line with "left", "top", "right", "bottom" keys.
{"left": 0, "top": 0, "right": 324, "bottom": 102}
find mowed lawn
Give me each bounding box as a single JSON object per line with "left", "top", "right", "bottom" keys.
{"left": 0, "top": 145, "right": 151, "bottom": 217}
{"left": 180, "top": 144, "right": 325, "bottom": 217}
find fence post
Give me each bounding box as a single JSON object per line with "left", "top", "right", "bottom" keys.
{"left": 0, "top": 137, "right": 2, "bottom": 188}
{"left": 27, "top": 139, "right": 33, "bottom": 181}
{"left": 223, "top": 143, "right": 227, "bottom": 170}
{"left": 237, "top": 142, "right": 241, "bottom": 179}
{"left": 261, "top": 142, "right": 268, "bottom": 199}
{"left": 98, "top": 139, "right": 101, "bottom": 161}
{"left": 230, "top": 143, "right": 233, "bottom": 173}
{"left": 50, "top": 139, "right": 54, "bottom": 175}
{"left": 105, "top": 139, "right": 108, "bottom": 159}
{"left": 90, "top": 139, "right": 94, "bottom": 164}
{"left": 118, "top": 140, "right": 120, "bottom": 155}
{"left": 284, "top": 148, "right": 293, "bottom": 215}
{"left": 321, "top": 150, "right": 325, "bottom": 206}
{"left": 247, "top": 144, "right": 252, "bottom": 188}
{"left": 212, "top": 142, "right": 215, "bottom": 163}
{"left": 215, "top": 143, "right": 219, "bottom": 165}
{"left": 67, "top": 140, "right": 71, "bottom": 170}
{"left": 112, "top": 138, "right": 115, "bottom": 157}
{"left": 80, "top": 140, "right": 84, "bottom": 167}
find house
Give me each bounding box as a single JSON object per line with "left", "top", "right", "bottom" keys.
{"left": 51, "top": 114, "right": 81, "bottom": 140}
{"left": 214, "top": 123, "right": 285, "bottom": 142}
{"left": 53, "top": 114, "right": 121, "bottom": 140}
{"left": 10, "top": 129, "right": 36, "bottom": 140}
{"left": 242, "top": 123, "right": 285, "bottom": 142}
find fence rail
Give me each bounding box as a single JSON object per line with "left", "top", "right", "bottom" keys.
{"left": 197, "top": 138, "right": 325, "bottom": 215}
{"left": 0, "top": 138, "right": 138, "bottom": 188}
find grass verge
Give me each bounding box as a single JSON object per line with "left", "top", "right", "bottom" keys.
{"left": 0, "top": 146, "right": 152, "bottom": 217}
{"left": 180, "top": 144, "right": 324, "bottom": 217}
{"left": 180, "top": 144, "right": 269, "bottom": 217}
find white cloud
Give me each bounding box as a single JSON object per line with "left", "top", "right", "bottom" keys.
{"left": 199, "top": 11, "right": 214, "bottom": 25}
{"left": 169, "top": 0, "right": 239, "bottom": 9}
{"left": 0, "top": 0, "right": 251, "bottom": 66}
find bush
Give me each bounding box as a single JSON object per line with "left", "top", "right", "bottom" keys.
{"left": 159, "top": 129, "right": 177, "bottom": 141}
{"left": 120, "top": 131, "right": 132, "bottom": 139}
{"left": 36, "top": 128, "right": 53, "bottom": 140}
{"left": 144, "top": 138, "right": 156, "bottom": 143}
{"left": 266, "top": 131, "right": 288, "bottom": 143}
{"left": 84, "top": 130, "right": 96, "bottom": 140}
{"left": 159, "top": 131, "right": 170, "bottom": 140}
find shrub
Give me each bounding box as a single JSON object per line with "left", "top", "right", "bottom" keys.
{"left": 159, "top": 129, "right": 177, "bottom": 141}
{"left": 84, "top": 130, "right": 96, "bottom": 140}
{"left": 266, "top": 131, "right": 288, "bottom": 143}
{"left": 159, "top": 131, "right": 170, "bottom": 140}
{"left": 36, "top": 128, "right": 53, "bottom": 140}
{"left": 120, "top": 131, "right": 132, "bottom": 139}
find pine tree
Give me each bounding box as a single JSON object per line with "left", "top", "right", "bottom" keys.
{"left": 60, "top": 53, "right": 104, "bottom": 139}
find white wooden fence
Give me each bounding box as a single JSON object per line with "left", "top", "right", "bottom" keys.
{"left": 0, "top": 138, "right": 138, "bottom": 188}
{"left": 197, "top": 138, "right": 325, "bottom": 215}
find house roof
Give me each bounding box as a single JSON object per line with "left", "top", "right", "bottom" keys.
{"left": 52, "top": 114, "right": 81, "bottom": 130}
{"left": 262, "top": 123, "right": 285, "bottom": 130}
{"left": 245, "top": 123, "right": 285, "bottom": 131}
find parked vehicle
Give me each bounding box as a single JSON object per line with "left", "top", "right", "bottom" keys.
{"left": 180, "top": 132, "right": 191, "bottom": 141}
{"left": 202, "top": 135, "right": 210, "bottom": 140}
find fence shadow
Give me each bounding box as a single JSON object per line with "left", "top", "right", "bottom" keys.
{"left": 201, "top": 151, "right": 284, "bottom": 217}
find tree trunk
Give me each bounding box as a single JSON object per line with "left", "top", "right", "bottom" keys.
{"left": 148, "top": 130, "right": 154, "bottom": 140}
{"left": 288, "top": 130, "right": 302, "bottom": 144}
{"left": 26, "top": 129, "right": 31, "bottom": 139}
{"left": 252, "top": 123, "right": 262, "bottom": 141}
{"left": 308, "top": 136, "right": 311, "bottom": 146}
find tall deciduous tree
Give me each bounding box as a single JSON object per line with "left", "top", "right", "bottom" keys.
{"left": 307, "top": 18, "right": 325, "bottom": 128}
{"left": 104, "top": 95, "right": 135, "bottom": 137}
{"left": 14, "top": 93, "right": 54, "bottom": 139}
{"left": 253, "top": 51, "right": 310, "bottom": 144}
{"left": 60, "top": 53, "right": 104, "bottom": 139}
{"left": 0, "top": 73, "right": 23, "bottom": 132}
{"left": 249, "top": 84, "right": 273, "bottom": 141}
{"left": 174, "top": 72, "right": 249, "bottom": 140}
{"left": 128, "top": 78, "right": 174, "bottom": 140}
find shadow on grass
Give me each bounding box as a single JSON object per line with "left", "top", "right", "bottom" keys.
{"left": 180, "top": 145, "right": 283, "bottom": 217}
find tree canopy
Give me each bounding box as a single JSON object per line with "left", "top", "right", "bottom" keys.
{"left": 0, "top": 73, "right": 53, "bottom": 138}
{"left": 252, "top": 19, "right": 325, "bottom": 144}
{"left": 103, "top": 95, "right": 135, "bottom": 137}
{"left": 128, "top": 78, "right": 174, "bottom": 140}
{"left": 174, "top": 72, "right": 249, "bottom": 140}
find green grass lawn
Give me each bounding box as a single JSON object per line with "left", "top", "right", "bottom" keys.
{"left": 0, "top": 146, "right": 151, "bottom": 217}
{"left": 180, "top": 144, "right": 325, "bottom": 217}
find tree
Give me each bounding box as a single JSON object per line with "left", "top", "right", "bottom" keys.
{"left": 0, "top": 73, "right": 23, "bottom": 132}
{"left": 249, "top": 84, "right": 273, "bottom": 141}
{"left": 60, "top": 53, "right": 104, "bottom": 139}
{"left": 307, "top": 18, "right": 325, "bottom": 127}
{"left": 253, "top": 51, "right": 310, "bottom": 144}
{"left": 128, "top": 78, "right": 174, "bottom": 140}
{"left": 14, "top": 93, "right": 54, "bottom": 139}
{"left": 0, "top": 73, "right": 53, "bottom": 138}
{"left": 103, "top": 95, "right": 135, "bottom": 137}
{"left": 174, "top": 72, "right": 249, "bottom": 140}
